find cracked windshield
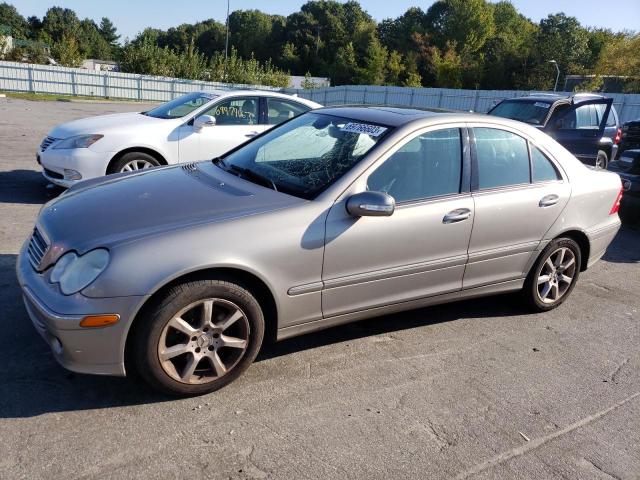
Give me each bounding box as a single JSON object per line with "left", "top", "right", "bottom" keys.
{"left": 217, "top": 113, "right": 390, "bottom": 199}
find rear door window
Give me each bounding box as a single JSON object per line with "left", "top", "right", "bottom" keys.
{"left": 474, "top": 128, "right": 530, "bottom": 189}
{"left": 266, "top": 99, "right": 310, "bottom": 125}
{"left": 531, "top": 146, "right": 561, "bottom": 183}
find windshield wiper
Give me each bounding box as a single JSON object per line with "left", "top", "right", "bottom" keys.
{"left": 226, "top": 164, "right": 278, "bottom": 192}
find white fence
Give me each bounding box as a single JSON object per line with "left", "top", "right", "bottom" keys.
{"left": 0, "top": 60, "right": 279, "bottom": 102}
{"left": 2, "top": 60, "right": 639, "bottom": 122}
{"left": 286, "top": 85, "right": 640, "bottom": 124}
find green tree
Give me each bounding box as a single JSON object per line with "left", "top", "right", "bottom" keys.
{"left": 385, "top": 50, "right": 404, "bottom": 85}
{"left": 331, "top": 41, "right": 358, "bottom": 85}
{"left": 361, "top": 37, "right": 388, "bottom": 85}
{"left": 481, "top": 1, "right": 537, "bottom": 89}
{"left": 301, "top": 71, "right": 318, "bottom": 89}
{"left": 432, "top": 42, "right": 463, "bottom": 88}
{"left": 426, "top": 0, "right": 495, "bottom": 55}
{"left": 0, "top": 2, "right": 28, "bottom": 39}
{"left": 98, "top": 17, "right": 119, "bottom": 45}
{"left": 51, "top": 33, "right": 82, "bottom": 67}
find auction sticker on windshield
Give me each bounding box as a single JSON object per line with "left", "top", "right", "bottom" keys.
{"left": 341, "top": 123, "right": 388, "bottom": 137}
{"left": 534, "top": 102, "right": 551, "bottom": 108}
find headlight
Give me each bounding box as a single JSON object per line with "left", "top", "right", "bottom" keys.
{"left": 53, "top": 134, "right": 103, "bottom": 149}
{"left": 49, "top": 249, "right": 110, "bottom": 295}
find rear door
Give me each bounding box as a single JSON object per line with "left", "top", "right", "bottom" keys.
{"left": 548, "top": 98, "right": 613, "bottom": 165}
{"left": 463, "top": 125, "right": 571, "bottom": 289}
{"left": 262, "top": 97, "right": 312, "bottom": 130}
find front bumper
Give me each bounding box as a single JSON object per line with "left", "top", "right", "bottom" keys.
{"left": 38, "top": 147, "right": 114, "bottom": 188}
{"left": 17, "top": 240, "right": 148, "bottom": 376}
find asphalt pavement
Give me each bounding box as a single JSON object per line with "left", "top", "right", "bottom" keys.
{"left": 0, "top": 98, "right": 638, "bottom": 480}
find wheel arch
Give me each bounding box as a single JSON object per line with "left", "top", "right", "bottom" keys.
{"left": 107, "top": 147, "right": 168, "bottom": 174}
{"left": 124, "top": 266, "right": 279, "bottom": 375}
{"left": 554, "top": 229, "right": 590, "bottom": 271}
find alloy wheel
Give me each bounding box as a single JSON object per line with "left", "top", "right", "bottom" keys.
{"left": 536, "top": 247, "right": 577, "bottom": 304}
{"left": 158, "top": 298, "right": 250, "bottom": 384}
{"left": 120, "top": 159, "right": 155, "bottom": 172}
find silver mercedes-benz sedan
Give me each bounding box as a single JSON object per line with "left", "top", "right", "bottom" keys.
{"left": 18, "top": 106, "right": 623, "bottom": 396}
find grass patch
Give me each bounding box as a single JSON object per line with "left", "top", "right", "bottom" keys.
{"left": 1, "top": 91, "right": 146, "bottom": 103}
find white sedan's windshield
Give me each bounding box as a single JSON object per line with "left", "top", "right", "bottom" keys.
{"left": 216, "top": 113, "right": 391, "bottom": 199}
{"left": 144, "top": 92, "right": 218, "bottom": 119}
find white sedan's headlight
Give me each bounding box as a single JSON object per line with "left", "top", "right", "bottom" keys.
{"left": 50, "top": 249, "right": 110, "bottom": 295}
{"left": 53, "top": 134, "right": 104, "bottom": 149}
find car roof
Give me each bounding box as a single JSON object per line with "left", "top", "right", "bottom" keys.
{"left": 316, "top": 106, "right": 468, "bottom": 127}
{"left": 502, "top": 92, "right": 609, "bottom": 105}
{"left": 194, "top": 89, "right": 317, "bottom": 103}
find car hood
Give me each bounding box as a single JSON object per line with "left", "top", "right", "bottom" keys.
{"left": 36, "top": 162, "right": 303, "bottom": 259}
{"left": 47, "top": 112, "right": 171, "bottom": 138}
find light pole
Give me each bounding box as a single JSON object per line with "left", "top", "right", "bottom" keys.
{"left": 548, "top": 60, "right": 560, "bottom": 92}
{"left": 223, "top": 0, "right": 230, "bottom": 81}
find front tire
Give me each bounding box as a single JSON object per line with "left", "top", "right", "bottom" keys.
{"left": 134, "top": 279, "right": 265, "bottom": 396}
{"left": 522, "top": 238, "right": 581, "bottom": 312}
{"left": 109, "top": 151, "right": 161, "bottom": 174}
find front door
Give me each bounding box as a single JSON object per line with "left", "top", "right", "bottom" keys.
{"left": 321, "top": 126, "right": 474, "bottom": 318}
{"left": 463, "top": 126, "right": 571, "bottom": 289}
{"left": 547, "top": 98, "right": 613, "bottom": 165}
{"left": 178, "top": 96, "right": 266, "bottom": 162}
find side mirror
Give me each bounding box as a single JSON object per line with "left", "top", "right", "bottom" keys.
{"left": 346, "top": 191, "right": 395, "bottom": 217}
{"left": 193, "top": 115, "right": 216, "bottom": 132}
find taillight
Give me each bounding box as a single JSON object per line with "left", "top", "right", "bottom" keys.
{"left": 614, "top": 128, "right": 622, "bottom": 145}
{"left": 609, "top": 186, "right": 623, "bottom": 215}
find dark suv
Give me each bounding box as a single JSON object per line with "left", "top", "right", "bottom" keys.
{"left": 619, "top": 120, "right": 640, "bottom": 156}
{"left": 488, "top": 94, "right": 621, "bottom": 169}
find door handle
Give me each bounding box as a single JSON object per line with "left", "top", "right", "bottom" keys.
{"left": 443, "top": 208, "right": 471, "bottom": 224}
{"left": 245, "top": 131, "right": 260, "bottom": 138}
{"left": 539, "top": 194, "right": 560, "bottom": 207}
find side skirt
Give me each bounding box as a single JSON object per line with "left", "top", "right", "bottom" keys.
{"left": 276, "top": 278, "right": 525, "bottom": 341}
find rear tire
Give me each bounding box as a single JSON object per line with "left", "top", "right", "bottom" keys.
{"left": 134, "top": 279, "right": 264, "bottom": 396}
{"left": 522, "top": 238, "right": 582, "bottom": 312}
{"left": 109, "top": 151, "right": 161, "bottom": 174}
{"left": 595, "top": 150, "right": 608, "bottom": 169}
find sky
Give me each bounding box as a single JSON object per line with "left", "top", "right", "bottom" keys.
{"left": 12, "top": 0, "right": 640, "bottom": 42}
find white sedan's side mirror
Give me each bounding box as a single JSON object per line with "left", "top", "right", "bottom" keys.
{"left": 193, "top": 115, "right": 216, "bottom": 132}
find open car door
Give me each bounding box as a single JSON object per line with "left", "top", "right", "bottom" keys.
{"left": 547, "top": 97, "right": 613, "bottom": 166}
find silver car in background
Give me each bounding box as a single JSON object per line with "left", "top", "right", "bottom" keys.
{"left": 17, "top": 107, "right": 623, "bottom": 396}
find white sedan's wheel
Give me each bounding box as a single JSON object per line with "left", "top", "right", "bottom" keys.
{"left": 109, "top": 151, "right": 161, "bottom": 175}
{"left": 120, "top": 159, "right": 156, "bottom": 172}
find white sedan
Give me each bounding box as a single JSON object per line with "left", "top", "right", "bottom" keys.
{"left": 37, "top": 90, "right": 322, "bottom": 187}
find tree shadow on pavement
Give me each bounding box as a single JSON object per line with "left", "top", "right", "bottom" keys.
{"left": 0, "top": 169, "right": 64, "bottom": 204}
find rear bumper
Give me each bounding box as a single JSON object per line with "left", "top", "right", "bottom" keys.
{"left": 585, "top": 219, "right": 621, "bottom": 268}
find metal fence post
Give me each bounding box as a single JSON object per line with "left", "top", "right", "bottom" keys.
{"left": 27, "top": 64, "right": 34, "bottom": 93}
{"left": 343, "top": 86, "right": 348, "bottom": 105}
{"left": 103, "top": 72, "right": 109, "bottom": 98}
{"left": 137, "top": 76, "right": 142, "bottom": 101}
{"left": 437, "top": 90, "right": 444, "bottom": 108}
{"left": 473, "top": 90, "right": 480, "bottom": 112}
{"left": 384, "top": 86, "right": 389, "bottom": 106}
{"left": 71, "top": 71, "right": 77, "bottom": 96}
{"left": 363, "top": 86, "right": 367, "bottom": 104}
{"left": 171, "top": 79, "right": 176, "bottom": 99}
{"left": 410, "top": 89, "right": 415, "bottom": 107}
{"left": 324, "top": 88, "right": 328, "bottom": 105}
